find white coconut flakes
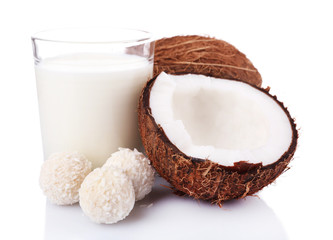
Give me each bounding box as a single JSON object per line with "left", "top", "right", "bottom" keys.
{"left": 79, "top": 167, "right": 135, "bottom": 224}
{"left": 39, "top": 152, "right": 92, "bottom": 205}
{"left": 103, "top": 148, "right": 155, "bottom": 201}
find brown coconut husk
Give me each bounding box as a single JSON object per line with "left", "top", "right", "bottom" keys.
{"left": 154, "top": 35, "right": 262, "bottom": 87}
{"left": 138, "top": 75, "right": 298, "bottom": 205}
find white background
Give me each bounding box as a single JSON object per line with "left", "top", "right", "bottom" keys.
{"left": 0, "top": 0, "right": 332, "bottom": 239}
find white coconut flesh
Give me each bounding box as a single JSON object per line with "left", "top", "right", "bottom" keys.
{"left": 149, "top": 72, "right": 293, "bottom": 167}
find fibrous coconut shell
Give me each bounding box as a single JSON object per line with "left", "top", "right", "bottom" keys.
{"left": 154, "top": 35, "right": 262, "bottom": 87}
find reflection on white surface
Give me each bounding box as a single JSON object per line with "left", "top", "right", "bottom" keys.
{"left": 44, "top": 177, "right": 288, "bottom": 240}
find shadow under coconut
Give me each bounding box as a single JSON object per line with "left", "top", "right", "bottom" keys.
{"left": 44, "top": 176, "right": 289, "bottom": 240}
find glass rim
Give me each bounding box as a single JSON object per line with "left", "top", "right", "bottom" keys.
{"left": 31, "top": 27, "right": 154, "bottom": 45}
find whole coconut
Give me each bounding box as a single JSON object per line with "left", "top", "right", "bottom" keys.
{"left": 154, "top": 35, "right": 262, "bottom": 87}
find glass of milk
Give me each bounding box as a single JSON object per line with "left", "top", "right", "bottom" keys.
{"left": 32, "top": 28, "right": 154, "bottom": 168}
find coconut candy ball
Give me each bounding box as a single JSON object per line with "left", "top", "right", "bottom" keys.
{"left": 79, "top": 167, "right": 135, "bottom": 224}
{"left": 103, "top": 148, "right": 155, "bottom": 201}
{"left": 39, "top": 152, "right": 92, "bottom": 205}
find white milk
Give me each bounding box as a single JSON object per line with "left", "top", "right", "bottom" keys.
{"left": 35, "top": 53, "right": 153, "bottom": 168}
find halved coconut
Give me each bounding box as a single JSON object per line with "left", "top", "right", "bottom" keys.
{"left": 138, "top": 72, "right": 297, "bottom": 204}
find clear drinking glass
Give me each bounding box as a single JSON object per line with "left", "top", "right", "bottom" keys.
{"left": 32, "top": 27, "right": 154, "bottom": 168}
